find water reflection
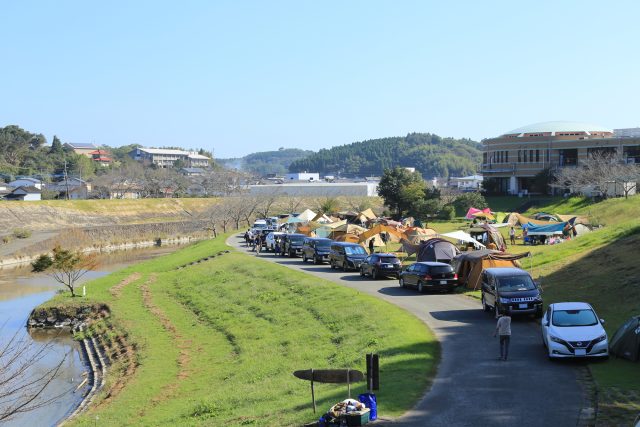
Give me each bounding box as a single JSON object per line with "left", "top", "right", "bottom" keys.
{"left": 0, "top": 244, "right": 186, "bottom": 426}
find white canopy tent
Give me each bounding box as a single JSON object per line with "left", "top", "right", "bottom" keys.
{"left": 439, "top": 230, "right": 486, "bottom": 249}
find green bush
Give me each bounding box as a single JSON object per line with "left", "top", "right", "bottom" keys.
{"left": 12, "top": 228, "right": 32, "bottom": 239}
{"left": 31, "top": 254, "right": 53, "bottom": 272}
{"left": 439, "top": 205, "right": 456, "bottom": 220}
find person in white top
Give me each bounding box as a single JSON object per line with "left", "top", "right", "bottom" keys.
{"left": 493, "top": 312, "right": 512, "bottom": 361}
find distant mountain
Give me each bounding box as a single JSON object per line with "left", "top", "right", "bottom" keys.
{"left": 217, "top": 148, "right": 314, "bottom": 176}
{"left": 288, "top": 133, "right": 481, "bottom": 178}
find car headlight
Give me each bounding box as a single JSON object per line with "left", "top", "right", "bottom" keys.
{"left": 499, "top": 297, "right": 510, "bottom": 304}
{"left": 549, "top": 335, "right": 564, "bottom": 344}
{"left": 594, "top": 334, "right": 607, "bottom": 343}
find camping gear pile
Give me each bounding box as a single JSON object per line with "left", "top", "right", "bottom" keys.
{"left": 318, "top": 399, "right": 370, "bottom": 427}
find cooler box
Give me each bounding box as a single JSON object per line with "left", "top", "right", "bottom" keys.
{"left": 345, "top": 409, "right": 370, "bottom": 426}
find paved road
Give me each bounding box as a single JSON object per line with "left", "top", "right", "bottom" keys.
{"left": 228, "top": 235, "right": 588, "bottom": 427}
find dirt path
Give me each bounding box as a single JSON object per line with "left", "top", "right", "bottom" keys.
{"left": 109, "top": 272, "right": 142, "bottom": 298}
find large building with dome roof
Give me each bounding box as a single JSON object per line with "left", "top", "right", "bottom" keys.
{"left": 481, "top": 121, "right": 640, "bottom": 194}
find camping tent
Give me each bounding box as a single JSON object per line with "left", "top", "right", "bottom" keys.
{"left": 404, "top": 227, "right": 438, "bottom": 244}
{"left": 523, "top": 222, "right": 568, "bottom": 236}
{"left": 358, "top": 224, "right": 405, "bottom": 244}
{"left": 453, "top": 250, "right": 530, "bottom": 289}
{"left": 297, "top": 209, "right": 317, "bottom": 222}
{"left": 315, "top": 219, "right": 347, "bottom": 238}
{"left": 416, "top": 238, "right": 460, "bottom": 263}
{"left": 472, "top": 211, "right": 495, "bottom": 221}
{"left": 609, "top": 315, "right": 640, "bottom": 362}
{"left": 468, "top": 224, "right": 506, "bottom": 251}
{"left": 440, "top": 230, "right": 486, "bottom": 249}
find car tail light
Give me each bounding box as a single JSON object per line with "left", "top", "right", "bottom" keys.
{"left": 453, "top": 273, "right": 458, "bottom": 280}
{"left": 423, "top": 275, "right": 432, "bottom": 280}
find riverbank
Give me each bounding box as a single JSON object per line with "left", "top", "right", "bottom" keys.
{"left": 33, "top": 233, "right": 437, "bottom": 426}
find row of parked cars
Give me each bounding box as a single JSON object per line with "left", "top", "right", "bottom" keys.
{"left": 251, "top": 229, "right": 611, "bottom": 360}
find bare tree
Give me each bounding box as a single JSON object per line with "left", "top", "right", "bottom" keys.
{"left": 240, "top": 196, "right": 261, "bottom": 227}
{"left": 553, "top": 151, "right": 640, "bottom": 199}
{"left": 202, "top": 202, "right": 234, "bottom": 236}
{"left": 254, "top": 194, "right": 280, "bottom": 219}
{"left": 0, "top": 328, "right": 67, "bottom": 422}
{"left": 201, "top": 169, "right": 247, "bottom": 196}
{"left": 225, "top": 197, "right": 249, "bottom": 230}
{"left": 279, "top": 195, "right": 304, "bottom": 215}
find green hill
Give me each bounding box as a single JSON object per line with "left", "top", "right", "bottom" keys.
{"left": 218, "top": 148, "right": 314, "bottom": 176}
{"left": 288, "top": 132, "right": 481, "bottom": 178}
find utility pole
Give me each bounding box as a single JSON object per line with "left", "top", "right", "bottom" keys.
{"left": 64, "top": 157, "right": 70, "bottom": 200}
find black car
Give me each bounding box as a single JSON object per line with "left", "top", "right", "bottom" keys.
{"left": 329, "top": 242, "right": 368, "bottom": 271}
{"left": 399, "top": 262, "right": 458, "bottom": 293}
{"left": 281, "top": 233, "right": 307, "bottom": 257}
{"left": 301, "top": 237, "right": 333, "bottom": 264}
{"left": 481, "top": 267, "right": 543, "bottom": 317}
{"left": 360, "top": 253, "right": 402, "bottom": 280}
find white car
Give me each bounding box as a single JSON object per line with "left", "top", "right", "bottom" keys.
{"left": 541, "top": 302, "right": 609, "bottom": 360}
{"left": 265, "top": 231, "right": 286, "bottom": 252}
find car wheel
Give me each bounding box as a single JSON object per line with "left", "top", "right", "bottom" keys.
{"left": 399, "top": 278, "right": 405, "bottom": 288}
{"left": 314, "top": 257, "right": 321, "bottom": 265}
{"left": 371, "top": 269, "right": 378, "bottom": 280}
{"left": 417, "top": 281, "right": 424, "bottom": 293}
{"left": 302, "top": 254, "right": 307, "bottom": 263}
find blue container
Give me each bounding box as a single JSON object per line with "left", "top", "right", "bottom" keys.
{"left": 358, "top": 393, "right": 377, "bottom": 421}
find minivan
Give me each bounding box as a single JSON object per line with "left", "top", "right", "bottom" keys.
{"left": 280, "top": 233, "right": 307, "bottom": 257}
{"left": 329, "top": 242, "right": 368, "bottom": 271}
{"left": 399, "top": 261, "right": 458, "bottom": 292}
{"left": 301, "top": 237, "right": 333, "bottom": 264}
{"left": 481, "top": 267, "right": 543, "bottom": 317}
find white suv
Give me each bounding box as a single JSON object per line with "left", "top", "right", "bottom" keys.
{"left": 541, "top": 302, "right": 609, "bottom": 360}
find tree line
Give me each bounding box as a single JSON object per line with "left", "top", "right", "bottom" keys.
{"left": 288, "top": 133, "right": 482, "bottom": 178}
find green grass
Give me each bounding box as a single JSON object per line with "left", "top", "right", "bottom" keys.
{"left": 42, "top": 234, "right": 437, "bottom": 426}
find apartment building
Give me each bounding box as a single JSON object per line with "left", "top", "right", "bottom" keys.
{"left": 482, "top": 121, "right": 640, "bottom": 194}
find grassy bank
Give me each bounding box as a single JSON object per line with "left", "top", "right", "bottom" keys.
{"left": 41, "top": 233, "right": 437, "bottom": 426}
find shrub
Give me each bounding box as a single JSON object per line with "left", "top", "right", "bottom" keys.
{"left": 31, "top": 254, "right": 53, "bottom": 272}
{"left": 12, "top": 228, "right": 32, "bottom": 239}
{"left": 2, "top": 235, "right": 12, "bottom": 244}
{"left": 439, "top": 205, "right": 456, "bottom": 220}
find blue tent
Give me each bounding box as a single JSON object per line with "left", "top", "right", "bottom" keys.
{"left": 523, "top": 222, "right": 567, "bottom": 236}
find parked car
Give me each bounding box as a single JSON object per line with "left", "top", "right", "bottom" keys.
{"left": 266, "top": 231, "right": 286, "bottom": 252}
{"left": 480, "top": 267, "right": 543, "bottom": 317}
{"left": 541, "top": 302, "right": 609, "bottom": 360}
{"left": 399, "top": 262, "right": 458, "bottom": 293}
{"left": 301, "top": 237, "right": 333, "bottom": 264}
{"left": 360, "top": 253, "right": 402, "bottom": 280}
{"left": 329, "top": 242, "right": 368, "bottom": 271}
{"left": 281, "top": 233, "right": 307, "bottom": 257}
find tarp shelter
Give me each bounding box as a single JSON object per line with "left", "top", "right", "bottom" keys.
{"left": 465, "top": 207, "right": 491, "bottom": 220}
{"left": 331, "top": 223, "right": 367, "bottom": 240}
{"left": 355, "top": 208, "right": 377, "bottom": 224}
{"left": 523, "top": 222, "right": 568, "bottom": 236}
{"left": 312, "top": 212, "right": 333, "bottom": 223}
{"left": 469, "top": 224, "right": 506, "bottom": 251}
{"left": 334, "top": 234, "right": 362, "bottom": 244}
{"left": 416, "top": 238, "right": 461, "bottom": 263}
{"left": 472, "top": 211, "right": 495, "bottom": 221}
{"left": 452, "top": 249, "right": 530, "bottom": 289}
{"left": 297, "top": 209, "right": 317, "bottom": 222}
{"left": 440, "top": 230, "right": 486, "bottom": 249}
{"left": 609, "top": 315, "right": 640, "bottom": 362}
{"left": 315, "top": 219, "right": 347, "bottom": 238}
{"left": 358, "top": 224, "right": 405, "bottom": 244}
{"left": 404, "top": 227, "right": 438, "bottom": 244}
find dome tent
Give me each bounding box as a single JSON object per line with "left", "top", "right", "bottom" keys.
{"left": 416, "top": 238, "right": 460, "bottom": 264}
{"left": 610, "top": 315, "right": 640, "bottom": 362}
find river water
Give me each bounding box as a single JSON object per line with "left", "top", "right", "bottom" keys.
{"left": 0, "top": 245, "right": 184, "bottom": 427}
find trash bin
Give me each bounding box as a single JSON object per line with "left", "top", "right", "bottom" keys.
{"left": 358, "top": 393, "right": 377, "bottom": 421}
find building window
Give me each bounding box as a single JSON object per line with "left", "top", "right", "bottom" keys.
{"left": 559, "top": 149, "right": 578, "bottom": 166}
{"left": 546, "top": 149, "right": 550, "bottom": 162}
{"left": 518, "top": 150, "right": 521, "bottom": 162}
{"left": 623, "top": 145, "right": 640, "bottom": 163}
{"left": 523, "top": 150, "right": 527, "bottom": 162}
{"left": 483, "top": 153, "right": 487, "bottom": 164}
{"left": 505, "top": 151, "right": 509, "bottom": 163}
{"left": 536, "top": 150, "right": 540, "bottom": 162}
{"left": 529, "top": 150, "right": 534, "bottom": 163}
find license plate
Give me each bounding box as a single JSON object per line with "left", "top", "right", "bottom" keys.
{"left": 575, "top": 349, "right": 586, "bottom": 356}
{"left": 440, "top": 281, "right": 447, "bottom": 285}
{"left": 518, "top": 304, "right": 528, "bottom": 309}
{"left": 383, "top": 265, "right": 391, "bottom": 268}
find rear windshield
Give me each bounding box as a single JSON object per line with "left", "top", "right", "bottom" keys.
{"left": 430, "top": 266, "right": 454, "bottom": 274}
{"left": 552, "top": 309, "right": 598, "bottom": 327}
{"left": 496, "top": 275, "right": 536, "bottom": 291}
{"left": 345, "top": 246, "right": 367, "bottom": 255}
{"left": 316, "top": 241, "right": 332, "bottom": 248}
{"left": 378, "top": 256, "right": 399, "bottom": 263}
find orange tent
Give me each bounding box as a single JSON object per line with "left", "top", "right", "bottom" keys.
{"left": 453, "top": 250, "right": 530, "bottom": 290}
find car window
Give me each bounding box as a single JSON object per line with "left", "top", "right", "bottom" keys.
{"left": 430, "top": 266, "right": 453, "bottom": 275}
{"left": 345, "top": 246, "right": 366, "bottom": 255}
{"left": 496, "top": 275, "right": 536, "bottom": 291}
{"left": 378, "top": 256, "right": 398, "bottom": 263}
{"left": 406, "top": 265, "right": 415, "bottom": 272}
{"left": 552, "top": 309, "right": 598, "bottom": 327}
{"left": 316, "top": 240, "right": 332, "bottom": 248}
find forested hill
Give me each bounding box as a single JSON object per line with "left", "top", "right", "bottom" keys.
{"left": 288, "top": 133, "right": 481, "bottom": 178}
{"left": 218, "top": 148, "right": 314, "bottom": 176}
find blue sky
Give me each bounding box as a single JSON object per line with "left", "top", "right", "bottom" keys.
{"left": 1, "top": 1, "right": 639, "bottom": 158}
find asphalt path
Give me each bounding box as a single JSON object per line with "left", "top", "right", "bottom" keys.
{"left": 228, "top": 235, "right": 587, "bottom": 427}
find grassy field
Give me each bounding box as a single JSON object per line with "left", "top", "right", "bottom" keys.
{"left": 41, "top": 233, "right": 437, "bottom": 426}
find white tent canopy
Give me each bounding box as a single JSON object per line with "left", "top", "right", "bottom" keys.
{"left": 439, "top": 230, "right": 486, "bottom": 249}
{"left": 296, "top": 209, "right": 317, "bottom": 222}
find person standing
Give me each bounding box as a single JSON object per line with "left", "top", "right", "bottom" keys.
{"left": 369, "top": 238, "right": 375, "bottom": 254}
{"left": 509, "top": 226, "right": 516, "bottom": 245}
{"left": 493, "top": 312, "right": 512, "bottom": 361}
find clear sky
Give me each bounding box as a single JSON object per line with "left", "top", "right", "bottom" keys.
{"left": 2, "top": 1, "right": 639, "bottom": 158}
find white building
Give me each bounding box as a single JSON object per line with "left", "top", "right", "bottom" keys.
{"left": 129, "top": 147, "right": 210, "bottom": 168}
{"left": 8, "top": 177, "right": 43, "bottom": 190}
{"left": 249, "top": 182, "right": 378, "bottom": 197}
{"left": 285, "top": 172, "right": 320, "bottom": 181}
{"left": 449, "top": 175, "right": 483, "bottom": 191}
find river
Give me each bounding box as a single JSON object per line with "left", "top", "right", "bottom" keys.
{"left": 0, "top": 245, "right": 185, "bottom": 427}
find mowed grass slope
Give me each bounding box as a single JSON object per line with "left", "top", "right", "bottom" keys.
{"left": 44, "top": 235, "right": 437, "bottom": 426}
